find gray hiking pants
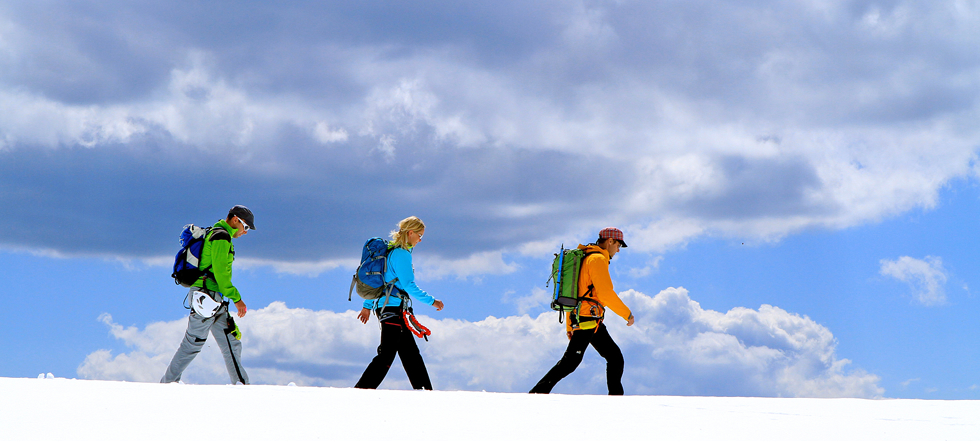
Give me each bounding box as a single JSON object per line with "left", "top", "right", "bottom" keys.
{"left": 160, "top": 288, "right": 249, "bottom": 385}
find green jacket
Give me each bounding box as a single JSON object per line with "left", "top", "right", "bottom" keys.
{"left": 194, "top": 219, "right": 243, "bottom": 303}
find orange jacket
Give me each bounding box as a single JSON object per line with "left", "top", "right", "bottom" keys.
{"left": 566, "top": 244, "right": 633, "bottom": 332}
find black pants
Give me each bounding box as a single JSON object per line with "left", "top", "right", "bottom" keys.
{"left": 354, "top": 309, "right": 433, "bottom": 390}
{"left": 529, "top": 323, "right": 624, "bottom": 395}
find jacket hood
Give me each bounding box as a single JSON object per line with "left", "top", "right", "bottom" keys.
{"left": 578, "top": 243, "right": 610, "bottom": 259}
{"left": 215, "top": 219, "right": 239, "bottom": 237}
{"left": 388, "top": 240, "right": 413, "bottom": 252}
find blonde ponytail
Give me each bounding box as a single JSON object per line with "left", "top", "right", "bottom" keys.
{"left": 390, "top": 216, "right": 426, "bottom": 250}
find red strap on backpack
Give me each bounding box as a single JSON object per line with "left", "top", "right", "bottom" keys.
{"left": 402, "top": 310, "right": 431, "bottom": 341}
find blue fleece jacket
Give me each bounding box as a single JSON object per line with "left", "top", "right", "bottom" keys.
{"left": 362, "top": 246, "right": 434, "bottom": 310}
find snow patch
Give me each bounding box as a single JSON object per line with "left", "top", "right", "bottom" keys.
{"left": 0, "top": 377, "right": 975, "bottom": 441}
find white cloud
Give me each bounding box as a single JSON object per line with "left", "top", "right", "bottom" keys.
{"left": 626, "top": 217, "right": 707, "bottom": 253}
{"left": 0, "top": 50, "right": 350, "bottom": 156}
{"left": 377, "top": 133, "right": 395, "bottom": 159}
{"left": 234, "top": 257, "right": 358, "bottom": 277}
{"left": 78, "top": 314, "right": 187, "bottom": 383}
{"left": 362, "top": 79, "right": 438, "bottom": 134}
{"left": 503, "top": 287, "right": 551, "bottom": 316}
{"left": 628, "top": 256, "right": 664, "bottom": 278}
{"left": 358, "top": 76, "right": 486, "bottom": 148}
{"left": 79, "top": 305, "right": 378, "bottom": 386}
{"left": 417, "top": 250, "right": 520, "bottom": 280}
{"left": 313, "top": 121, "right": 348, "bottom": 144}
{"left": 559, "top": 1, "right": 618, "bottom": 50}
{"left": 517, "top": 233, "right": 598, "bottom": 258}
{"left": 880, "top": 256, "right": 949, "bottom": 306}
{"left": 80, "top": 288, "right": 882, "bottom": 398}
{"left": 0, "top": 89, "right": 146, "bottom": 150}
{"left": 612, "top": 288, "right": 882, "bottom": 398}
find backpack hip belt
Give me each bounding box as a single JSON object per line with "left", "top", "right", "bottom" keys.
{"left": 376, "top": 284, "right": 409, "bottom": 317}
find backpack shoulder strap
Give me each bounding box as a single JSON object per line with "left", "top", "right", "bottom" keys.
{"left": 383, "top": 244, "right": 400, "bottom": 285}
{"left": 200, "top": 227, "right": 231, "bottom": 280}
{"left": 208, "top": 227, "right": 230, "bottom": 242}
{"left": 583, "top": 250, "right": 603, "bottom": 258}
{"left": 579, "top": 250, "right": 604, "bottom": 300}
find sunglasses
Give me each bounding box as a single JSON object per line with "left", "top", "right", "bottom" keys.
{"left": 238, "top": 217, "right": 250, "bottom": 232}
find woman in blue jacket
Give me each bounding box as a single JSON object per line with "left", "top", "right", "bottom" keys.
{"left": 355, "top": 216, "right": 444, "bottom": 390}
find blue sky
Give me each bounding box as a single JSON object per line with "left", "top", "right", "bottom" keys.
{"left": 1, "top": 1, "right": 979, "bottom": 398}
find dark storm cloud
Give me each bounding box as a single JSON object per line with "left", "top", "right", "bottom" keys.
{"left": 3, "top": 1, "right": 976, "bottom": 125}
{"left": 0, "top": 2, "right": 181, "bottom": 104}
{"left": 591, "top": 2, "right": 980, "bottom": 125}
{"left": 672, "top": 155, "right": 831, "bottom": 219}
{"left": 0, "top": 1, "right": 977, "bottom": 264}
{"left": 0, "top": 128, "right": 629, "bottom": 261}
{"left": 4, "top": 1, "right": 977, "bottom": 107}
{"left": 0, "top": 1, "right": 565, "bottom": 104}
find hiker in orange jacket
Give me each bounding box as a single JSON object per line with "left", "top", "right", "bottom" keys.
{"left": 530, "top": 227, "right": 635, "bottom": 395}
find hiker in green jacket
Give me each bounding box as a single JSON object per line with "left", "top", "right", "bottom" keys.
{"left": 161, "top": 205, "right": 255, "bottom": 385}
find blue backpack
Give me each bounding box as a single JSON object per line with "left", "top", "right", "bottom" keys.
{"left": 348, "top": 237, "right": 399, "bottom": 301}
{"left": 171, "top": 224, "right": 228, "bottom": 287}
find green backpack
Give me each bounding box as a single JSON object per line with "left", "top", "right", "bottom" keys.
{"left": 549, "top": 245, "right": 600, "bottom": 322}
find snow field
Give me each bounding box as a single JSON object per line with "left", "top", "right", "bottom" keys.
{"left": 1, "top": 377, "right": 977, "bottom": 441}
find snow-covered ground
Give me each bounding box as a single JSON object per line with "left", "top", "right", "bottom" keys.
{"left": 1, "top": 377, "right": 976, "bottom": 441}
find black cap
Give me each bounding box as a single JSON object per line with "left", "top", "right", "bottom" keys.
{"left": 228, "top": 205, "right": 255, "bottom": 230}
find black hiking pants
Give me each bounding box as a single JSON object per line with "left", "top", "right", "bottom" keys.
{"left": 355, "top": 308, "right": 433, "bottom": 390}
{"left": 529, "top": 323, "right": 624, "bottom": 395}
